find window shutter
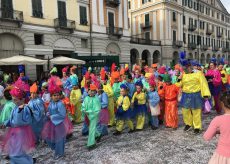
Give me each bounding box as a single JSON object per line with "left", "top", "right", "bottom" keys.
{"left": 80, "top": 6, "right": 87, "bottom": 25}
{"left": 32, "top": 0, "right": 43, "bottom": 18}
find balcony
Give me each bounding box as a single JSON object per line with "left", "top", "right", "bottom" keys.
{"left": 188, "top": 43, "right": 197, "bottom": 50}
{"left": 188, "top": 24, "right": 197, "bottom": 31}
{"left": 140, "top": 22, "right": 152, "bottom": 30}
{"left": 200, "top": 45, "right": 209, "bottom": 51}
{"left": 80, "top": 19, "right": 88, "bottom": 26}
{"left": 206, "top": 28, "right": 213, "bottom": 35}
{"left": 212, "top": 46, "right": 220, "bottom": 51}
{"left": 130, "top": 37, "right": 161, "bottom": 46}
{"left": 222, "top": 47, "right": 229, "bottom": 52}
{"left": 173, "top": 40, "right": 183, "bottom": 48}
{"left": 106, "top": 26, "right": 123, "bottom": 37}
{"left": 0, "top": 8, "right": 23, "bottom": 27}
{"left": 106, "top": 0, "right": 120, "bottom": 7}
{"left": 217, "top": 33, "right": 223, "bottom": 38}
{"left": 54, "top": 18, "right": 75, "bottom": 33}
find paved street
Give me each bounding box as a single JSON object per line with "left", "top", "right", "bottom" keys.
{"left": 1, "top": 111, "right": 217, "bottom": 164}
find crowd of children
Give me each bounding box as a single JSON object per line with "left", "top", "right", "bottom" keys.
{"left": 0, "top": 52, "right": 229, "bottom": 163}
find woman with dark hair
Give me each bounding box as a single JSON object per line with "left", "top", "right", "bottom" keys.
{"left": 203, "top": 91, "right": 230, "bottom": 163}
{"left": 206, "top": 59, "right": 222, "bottom": 114}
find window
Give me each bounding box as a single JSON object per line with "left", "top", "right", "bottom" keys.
{"left": 189, "top": 18, "right": 193, "bottom": 26}
{"left": 217, "top": 13, "right": 219, "bottom": 19}
{"left": 188, "top": 0, "right": 192, "bottom": 8}
{"left": 32, "top": 0, "right": 43, "bottom": 18}
{"left": 221, "top": 14, "right": 225, "bottom": 21}
{"left": 80, "top": 6, "right": 87, "bottom": 25}
{"left": 34, "top": 34, "right": 43, "bottom": 45}
{"left": 183, "top": 33, "right": 186, "bottom": 43}
{"left": 128, "top": 1, "right": 131, "bottom": 9}
{"left": 200, "top": 4, "right": 204, "bottom": 13}
{"left": 173, "top": 12, "right": 176, "bottom": 22}
{"left": 173, "top": 30, "right": 176, "bottom": 41}
{"left": 206, "top": 7, "right": 210, "bottom": 16}
{"left": 142, "top": 0, "right": 151, "bottom": 4}
{"left": 194, "top": 20, "right": 197, "bottom": 27}
{"left": 145, "top": 14, "right": 150, "bottom": 26}
{"left": 197, "top": 35, "right": 201, "bottom": 45}
{"left": 183, "top": 0, "right": 188, "bottom": 6}
{"left": 183, "top": 16, "right": 186, "bottom": 25}
{"left": 193, "top": 2, "right": 198, "bottom": 10}
{"left": 145, "top": 32, "right": 150, "bottom": 40}
{"left": 58, "top": 1, "right": 67, "bottom": 27}
{"left": 108, "top": 12, "right": 114, "bottom": 27}
{"left": 188, "top": 34, "right": 191, "bottom": 43}
{"left": 212, "top": 10, "right": 214, "bottom": 17}
{"left": 81, "top": 39, "right": 88, "bottom": 48}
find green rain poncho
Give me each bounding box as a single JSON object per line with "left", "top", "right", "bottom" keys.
{"left": 0, "top": 100, "right": 16, "bottom": 125}
{"left": 81, "top": 95, "right": 101, "bottom": 147}
{"left": 112, "top": 82, "right": 121, "bottom": 101}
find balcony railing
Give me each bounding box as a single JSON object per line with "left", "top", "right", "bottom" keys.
{"left": 222, "top": 47, "right": 229, "bottom": 52}
{"left": 106, "top": 26, "right": 123, "bottom": 37}
{"left": 140, "top": 22, "right": 152, "bottom": 30}
{"left": 188, "top": 43, "right": 197, "bottom": 50}
{"left": 217, "top": 33, "right": 223, "bottom": 38}
{"left": 206, "top": 28, "right": 213, "bottom": 35}
{"left": 200, "top": 45, "right": 209, "bottom": 51}
{"left": 173, "top": 40, "right": 183, "bottom": 48}
{"left": 213, "top": 46, "right": 219, "bottom": 51}
{"left": 54, "top": 18, "right": 75, "bottom": 33}
{"left": 80, "top": 19, "right": 88, "bottom": 26}
{"left": 188, "top": 24, "right": 197, "bottom": 31}
{"left": 106, "top": 0, "right": 120, "bottom": 7}
{"left": 0, "top": 8, "right": 23, "bottom": 26}
{"left": 130, "top": 37, "right": 161, "bottom": 46}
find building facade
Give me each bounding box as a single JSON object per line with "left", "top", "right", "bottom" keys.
{"left": 128, "top": 0, "right": 230, "bottom": 65}
{"left": 0, "top": 0, "right": 130, "bottom": 80}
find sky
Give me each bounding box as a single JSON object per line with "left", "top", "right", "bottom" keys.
{"left": 221, "top": 0, "right": 230, "bottom": 13}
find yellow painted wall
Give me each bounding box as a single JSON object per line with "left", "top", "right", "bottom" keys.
{"left": 13, "top": 0, "right": 89, "bottom": 31}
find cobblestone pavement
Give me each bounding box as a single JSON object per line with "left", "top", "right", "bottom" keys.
{"left": 1, "top": 111, "right": 218, "bottom": 164}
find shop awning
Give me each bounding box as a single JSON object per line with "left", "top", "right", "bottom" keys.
{"left": 50, "top": 56, "right": 85, "bottom": 65}
{"left": 0, "top": 55, "right": 47, "bottom": 65}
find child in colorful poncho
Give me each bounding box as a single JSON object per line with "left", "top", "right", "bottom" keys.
{"left": 147, "top": 75, "right": 160, "bottom": 130}
{"left": 2, "top": 79, "right": 36, "bottom": 164}
{"left": 41, "top": 77, "right": 69, "bottom": 160}
{"left": 132, "top": 80, "right": 147, "bottom": 130}
{"left": 70, "top": 76, "right": 82, "bottom": 124}
{"left": 81, "top": 84, "right": 102, "bottom": 150}
{"left": 164, "top": 75, "right": 180, "bottom": 129}
{"left": 0, "top": 88, "right": 16, "bottom": 125}
{"left": 28, "top": 83, "right": 45, "bottom": 144}
{"left": 97, "top": 84, "right": 109, "bottom": 136}
{"left": 113, "top": 84, "right": 134, "bottom": 135}
{"left": 101, "top": 68, "right": 115, "bottom": 127}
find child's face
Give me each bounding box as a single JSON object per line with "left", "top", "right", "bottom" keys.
{"left": 150, "top": 86, "right": 155, "bottom": 92}
{"left": 63, "top": 72, "right": 67, "bottom": 77}
{"left": 136, "top": 86, "right": 142, "bottom": 92}
{"left": 114, "top": 78, "right": 119, "bottom": 82}
{"left": 30, "top": 92, "right": 37, "bottom": 99}
{"left": 52, "top": 93, "right": 60, "bottom": 102}
{"left": 218, "top": 65, "right": 223, "bottom": 71}
{"left": 89, "top": 90, "right": 96, "bottom": 97}
{"left": 166, "top": 82, "right": 171, "bottom": 85}
{"left": 12, "top": 96, "right": 23, "bottom": 106}
{"left": 120, "top": 88, "right": 126, "bottom": 96}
